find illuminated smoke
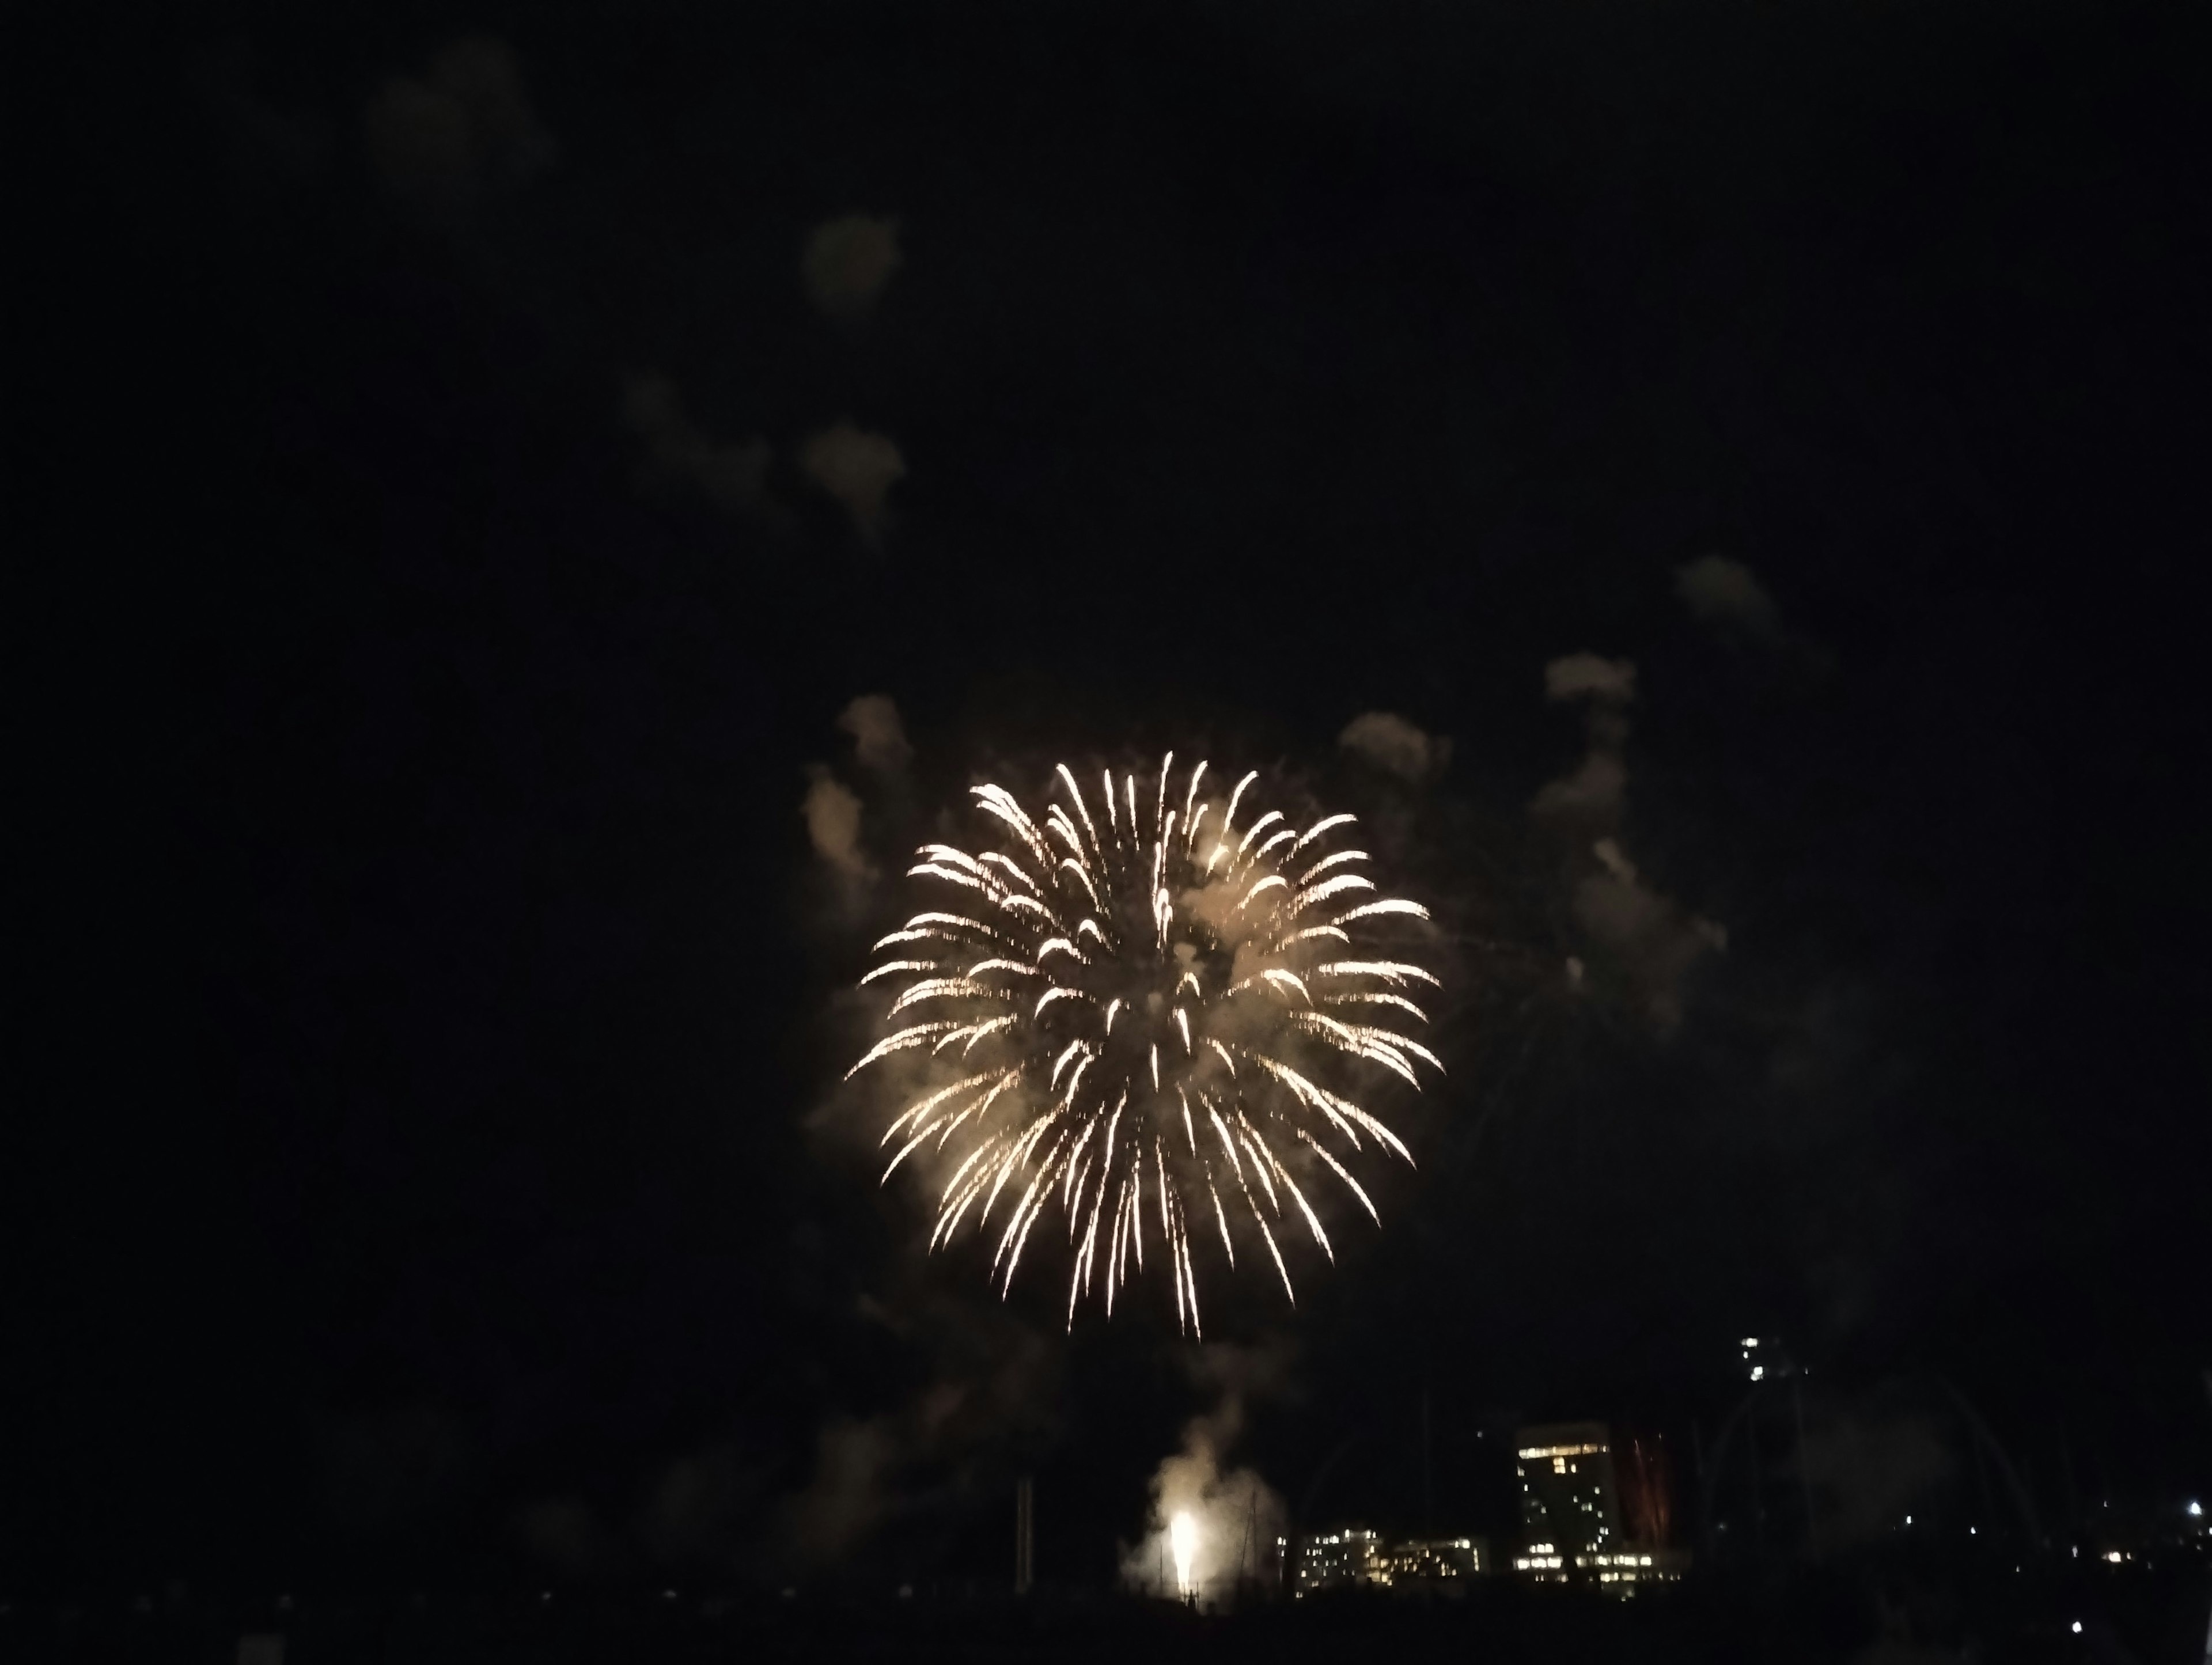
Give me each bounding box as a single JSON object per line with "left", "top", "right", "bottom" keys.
{"left": 847, "top": 756, "right": 1442, "bottom": 1330}
{"left": 1122, "top": 1379, "right": 1286, "bottom": 1602}
{"left": 1170, "top": 1512, "right": 1198, "bottom": 1595}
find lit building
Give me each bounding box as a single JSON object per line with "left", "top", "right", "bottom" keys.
{"left": 1291, "top": 1531, "right": 1490, "bottom": 1596}
{"left": 1738, "top": 1337, "right": 1798, "bottom": 1383}
{"left": 1380, "top": 1538, "right": 1488, "bottom": 1588}
{"left": 1516, "top": 1423, "right": 1623, "bottom": 1558}
{"left": 1296, "top": 1529, "right": 1381, "bottom": 1594}
{"left": 1513, "top": 1423, "right": 1688, "bottom": 1592}
{"left": 1511, "top": 1543, "right": 1690, "bottom": 1588}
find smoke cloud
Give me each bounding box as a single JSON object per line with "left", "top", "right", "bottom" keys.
{"left": 1531, "top": 654, "right": 1635, "bottom": 824}
{"left": 802, "top": 767, "right": 873, "bottom": 884}
{"left": 1676, "top": 555, "right": 1830, "bottom": 670}
{"left": 637, "top": 1438, "right": 765, "bottom": 1567}
{"left": 838, "top": 695, "right": 912, "bottom": 775}
{"left": 1574, "top": 839, "right": 1728, "bottom": 1034}
{"left": 1543, "top": 651, "right": 1638, "bottom": 706}
{"left": 1531, "top": 654, "right": 1721, "bottom": 1033}
{"left": 363, "top": 37, "right": 555, "bottom": 221}
{"left": 1675, "top": 555, "right": 1782, "bottom": 643}
{"left": 1338, "top": 711, "right": 1449, "bottom": 782}
{"left": 618, "top": 373, "right": 772, "bottom": 518}
{"left": 802, "top": 214, "right": 904, "bottom": 323}
{"left": 1122, "top": 1348, "right": 1290, "bottom": 1603}
{"left": 774, "top": 1299, "right": 1060, "bottom": 1572}
{"left": 783, "top": 1414, "right": 903, "bottom": 1565}
{"left": 800, "top": 422, "right": 907, "bottom": 543}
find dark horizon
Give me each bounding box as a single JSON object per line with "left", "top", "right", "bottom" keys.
{"left": 13, "top": 0, "right": 2210, "bottom": 1616}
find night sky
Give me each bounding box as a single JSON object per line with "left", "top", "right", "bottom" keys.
{"left": 16, "top": 0, "right": 2210, "bottom": 1597}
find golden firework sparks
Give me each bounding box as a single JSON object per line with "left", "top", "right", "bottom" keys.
{"left": 848, "top": 756, "right": 1440, "bottom": 1334}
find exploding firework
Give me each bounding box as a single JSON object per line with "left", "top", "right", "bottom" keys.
{"left": 847, "top": 755, "right": 1441, "bottom": 1334}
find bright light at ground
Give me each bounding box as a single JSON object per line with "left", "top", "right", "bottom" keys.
{"left": 2071, "top": 1621, "right": 2082, "bottom": 1634}
{"left": 2189, "top": 1501, "right": 2203, "bottom": 1518}
{"left": 1170, "top": 1512, "right": 1198, "bottom": 1597}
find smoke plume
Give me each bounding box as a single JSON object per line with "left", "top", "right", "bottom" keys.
{"left": 802, "top": 214, "right": 904, "bottom": 323}
{"left": 1531, "top": 654, "right": 1721, "bottom": 1033}
{"left": 838, "top": 695, "right": 912, "bottom": 775}
{"left": 1338, "top": 711, "right": 1450, "bottom": 782}
{"left": 1122, "top": 1348, "right": 1290, "bottom": 1603}
{"left": 618, "top": 373, "right": 772, "bottom": 518}
{"left": 800, "top": 422, "right": 907, "bottom": 544}
{"left": 363, "top": 37, "right": 554, "bottom": 222}
{"left": 802, "top": 766, "right": 873, "bottom": 885}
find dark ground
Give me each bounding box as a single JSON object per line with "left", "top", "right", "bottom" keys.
{"left": 11, "top": 1553, "right": 2212, "bottom": 1665}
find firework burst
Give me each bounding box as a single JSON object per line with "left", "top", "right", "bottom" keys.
{"left": 847, "top": 755, "right": 1441, "bottom": 1334}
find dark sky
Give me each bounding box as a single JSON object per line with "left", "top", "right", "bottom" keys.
{"left": 15, "top": 0, "right": 2210, "bottom": 1595}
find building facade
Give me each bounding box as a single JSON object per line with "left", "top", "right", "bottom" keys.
{"left": 1296, "top": 1528, "right": 1381, "bottom": 1594}
{"left": 1293, "top": 1531, "right": 1490, "bottom": 1596}
{"left": 1516, "top": 1423, "right": 1623, "bottom": 1558}
{"left": 1512, "top": 1422, "right": 1686, "bottom": 1591}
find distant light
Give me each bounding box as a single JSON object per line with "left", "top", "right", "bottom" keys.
{"left": 1969, "top": 1527, "right": 1976, "bottom": 1535}
{"left": 540, "top": 1592, "right": 551, "bottom": 1604}
{"left": 663, "top": 1590, "right": 678, "bottom": 1601}
{"left": 2188, "top": 1502, "right": 2203, "bottom": 1518}
{"left": 1750, "top": 1366, "right": 1766, "bottom": 1381}
{"left": 1743, "top": 1337, "right": 1759, "bottom": 1348}
{"left": 2105, "top": 1551, "right": 2123, "bottom": 1564}
{"left": 2071, "top": 1621, "right": 2082, "bottom": 1634}
{"left": 1904, "top": 1516, "right": 1912, "bottom": 1526}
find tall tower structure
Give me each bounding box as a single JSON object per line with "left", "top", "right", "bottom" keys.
{"left": 1514, "top": 1423, "right": 1622, "bottom": 1561}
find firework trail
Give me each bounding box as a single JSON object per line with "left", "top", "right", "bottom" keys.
{"left": 847, "top": 756, "right": 1441, "bottom": 1334}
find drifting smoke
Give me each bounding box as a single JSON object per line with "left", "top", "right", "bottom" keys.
{"left": 1531, "top": 654, "right": 1721, "bottom": 1033}
{"left": 802, "top": 214, "right": 904, "bottom": 323}
{"left": 618, "top": 373, "right": 772, "bottom": 518}
{"left": 839, "top": 695, "right": 913, "bottom": 775}
{"left": 1676, "top": 554, "right": 1831, "bottom": 670}
{"left": 363, "top": 37, "right": 554, "bottom": 222}
{"left": 1575, "top": 840, "right": 1726, "bottom": 1034}
{"left": 1543, "top": 651, "right": 1638, "bottom": 707}
{"left": 1338, "top": 712, "right": 1450, "bottom": 782}
{"left": 800, "top": 422, "right": 906, "bottom": 544}
{"left": 774, "top": 1297, "right": 1061, "bottom": 1572}
{"left": 1676, "top": 556, "right": 1782, "bottom": 644}
{"left": 1121, "top": 1359, "right": 1287, "bottom": 1602}
{"left": 803, "top": 766, "right": 874, "bottom": 885}
{"left": 783, "top": 1414, "right": 903, "bottom": 1564}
